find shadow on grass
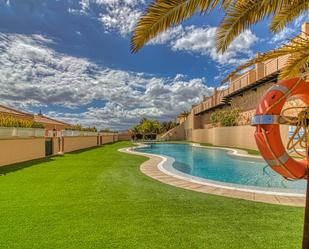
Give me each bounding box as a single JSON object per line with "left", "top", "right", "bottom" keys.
{"left": 66, "top": 146, "right": 102, "bottom": 155}
{"left": 0, "top": 143, "right": 124, "bottom": 176}
{"left": 0, "top": 157, "right": 57, "bottom": 176}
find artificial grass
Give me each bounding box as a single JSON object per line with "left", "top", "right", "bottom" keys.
{"left": 0, "top": 141, "right": 304, "bottom": 249}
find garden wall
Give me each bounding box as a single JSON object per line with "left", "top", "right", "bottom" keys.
{"left": 189, "top": 125, "right": 290, "bottom": 150}
{"left": 63, "top": 136, "right": 99, "bottom": 153}
{"left": 118, "top": 133, "right": 131, "bottom": 141}
{"left": 52, "top": 137, "right": 61, "bottom": 155}
{"left": 100, "top": 134, "right": 116, "bottom": 144}
{"left": 0, "top": 131, "right": 122, "bottom": 167}
{"left": 0, "top": 138, "right": 45, "bottom": 166}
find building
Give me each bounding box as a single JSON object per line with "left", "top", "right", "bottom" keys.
{"left": 34, "top": 113, "right": 72, "bottom": 136}
{"left": 0, "top": 104, "right": 34, "bottom": 121}
{"left": 0, "top": 105, "right": 72, "bottom": 136}
{"left": 164, "top": 22, "right": 308, "bottom": 150}
{"left": 176, "top": 114, "right": 188, "bottom": 125}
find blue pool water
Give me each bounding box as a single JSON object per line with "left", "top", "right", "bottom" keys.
{"left": 136, "top": 143, "right": 306, "bottom": 191}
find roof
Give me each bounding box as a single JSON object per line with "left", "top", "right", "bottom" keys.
{"left": 34, "top": 114, "right": 71, "bottom": 126}
{"left": 0, "top": 104, "right": 33, "bottom": 117}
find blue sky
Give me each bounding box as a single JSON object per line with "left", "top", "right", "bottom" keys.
{"left": 0, "top": 0, "right": 308, "bottom": 130}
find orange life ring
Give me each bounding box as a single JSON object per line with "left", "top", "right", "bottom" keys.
{"left": 252, "top": 78, "right": 309, "bottom": 179}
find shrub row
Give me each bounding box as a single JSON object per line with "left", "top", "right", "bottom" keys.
{"left": 210, "top": 108, "right": 241, "bottom": 127}
{"left": 65, "top": 124, "right": 97, "bottom": 132}
{"left": 0, "top": 115, "right": 44, "bottom": 128}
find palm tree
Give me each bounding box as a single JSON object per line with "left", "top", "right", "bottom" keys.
{"left": 132, "top": 2, "right": 309, "bottom": 247}
{"left": 180, "top": 111, "right": 190, "bottom": 117}
{"left": 131, "top": 0, "right": 309, "bottom": 80}
{"left": 225, "top": 34, "right": 309, "bottom": 81}
{"left": 130, "top": 124, "right": 140, "bottom": 140}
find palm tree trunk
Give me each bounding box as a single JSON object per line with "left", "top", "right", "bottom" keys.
{"left": 302, "top": 153, "right": 309, "bottom": 249}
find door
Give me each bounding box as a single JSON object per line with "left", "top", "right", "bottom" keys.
{"left": 45, "top": 138, "right": 53, "bottom": 156}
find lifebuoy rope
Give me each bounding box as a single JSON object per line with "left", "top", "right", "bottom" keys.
{"left": 261, "top": 129, "right": 299, "bottom": 179}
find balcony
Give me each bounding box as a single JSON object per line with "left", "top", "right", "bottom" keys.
{"left": 193, "top": 54, "right": 289, "bottom": 115}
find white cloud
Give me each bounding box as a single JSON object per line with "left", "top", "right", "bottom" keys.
{"left": 171, "top": 26, "right": 258, "bottom": 65}
{"left": 147, "top": 25, "right": 259, "bottom": 65}
{"left": 270, "top": 12, "right": 309, "bottom": 45}
{"left": 271, "top": 27, "right": 294, "bottom": 44}
{"left": 78, "top": 0, "right": 145, "bottom": 36}
{"left": 0, "top": 33, "right": 212, "bottom": 130}
{"left": 149, "top": 26, "right": 185, "bottom": 45}
{"left": 76, "top": 1, "right": 258, "bottom": 65}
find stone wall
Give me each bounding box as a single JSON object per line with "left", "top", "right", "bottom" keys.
{"left": 230, "top": 82, "right": 275, "bottom": 111}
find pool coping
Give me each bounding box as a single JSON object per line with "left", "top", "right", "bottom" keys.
{"left": 119, "top": 143, "right": 306, "bottom": 207}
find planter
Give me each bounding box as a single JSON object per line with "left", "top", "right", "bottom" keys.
{"left": 0, "top": 127, "right": 14, "bottom": 138}
{"left": 15, "top": 127, "right": 35, "bottom": 137}
{"left": 63, "top": 130, "right": 98, "bottom": 137}
{"left": 62, "top": 130, "right": 81, "bottom": 137}
{"left": 0, "top": 127, "right": 45, "bottom": 138}
{"left": 82, "top": 132, "right": 98, "bottom": 136}
{"left": 34, "top": 129, "right": 45, "bottom": 137}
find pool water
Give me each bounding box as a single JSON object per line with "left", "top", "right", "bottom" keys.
{"left": 136, "top": 143, "right": 306, "bottom": 192}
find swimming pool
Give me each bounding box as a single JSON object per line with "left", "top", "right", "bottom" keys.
{"left": 135, "top": 143, "right": 306, "bottom": 193}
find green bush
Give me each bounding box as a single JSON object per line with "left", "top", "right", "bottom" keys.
{"left": 210, "top": 111, "right": 221, "bottom": 123}
{"left": 210, "top": 108, "right": 241, "bottom": 127}
{"left": 0, "top": 115, "right": 45, "bottom": 128}
{"left": 31, "top": 122, "right": 45, "bottom": 128}
{"left": 66, "top": 124, "right": 97, "bottom": 132}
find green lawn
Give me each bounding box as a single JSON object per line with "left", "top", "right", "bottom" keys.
{"left": 0, "top": 141, "right": 304, "bottom": 249}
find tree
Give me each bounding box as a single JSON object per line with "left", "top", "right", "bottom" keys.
{"left": 131, "top": 2, "right": 309, "bottom": 246}
{"left": 131, "top": 0, "right": 309, "bottom": 80}
{"left": 180, "top": 111, "right": 190, "bottom": 117}
{"left": 131, "top": 118, "right": 177, "bottom": 140}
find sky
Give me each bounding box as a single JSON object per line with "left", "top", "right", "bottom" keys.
{"left": 0, "top": 0, "right": 308, "bottom": 130}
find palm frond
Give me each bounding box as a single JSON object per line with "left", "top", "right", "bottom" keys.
{"left": 280, "top": 52, "right": 309, "bottom": 79}
{"left": 223, "top": 35, "right": 309, "bottom": 82}
{"left": 131, "top": 0, "right": 228, "bottom": 53}
{"left": 270, "top": 0, "right": 309, "bottom": 33}
{"left": 216, "top": 0, "right": 288, "bottom": 53}
{"left": 221, "top": 0, "right": 234, "bottom": 10}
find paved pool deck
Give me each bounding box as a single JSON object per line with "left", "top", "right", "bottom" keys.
{"left": 120, "top": 145, "right": 306, "bottom": 207}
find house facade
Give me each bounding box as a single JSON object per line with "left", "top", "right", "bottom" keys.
{"left": 165, "top": 23, "right": 308, "bottom": 149}
{"left": 0, "top": 104, "right": 34, "bottom": 121}
{"left": 0, "top": 105, "right": 72, "bottom": 136}
{"left": 34, "top": 114, "right": 72, "bottom": 136}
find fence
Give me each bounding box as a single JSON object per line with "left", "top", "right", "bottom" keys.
{"left": 0, "top": 128, "right": 130, "bottom": 167}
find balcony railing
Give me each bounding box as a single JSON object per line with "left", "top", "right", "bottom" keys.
{"left": 193, "top": 54, "right": 289, "bottom": 115}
